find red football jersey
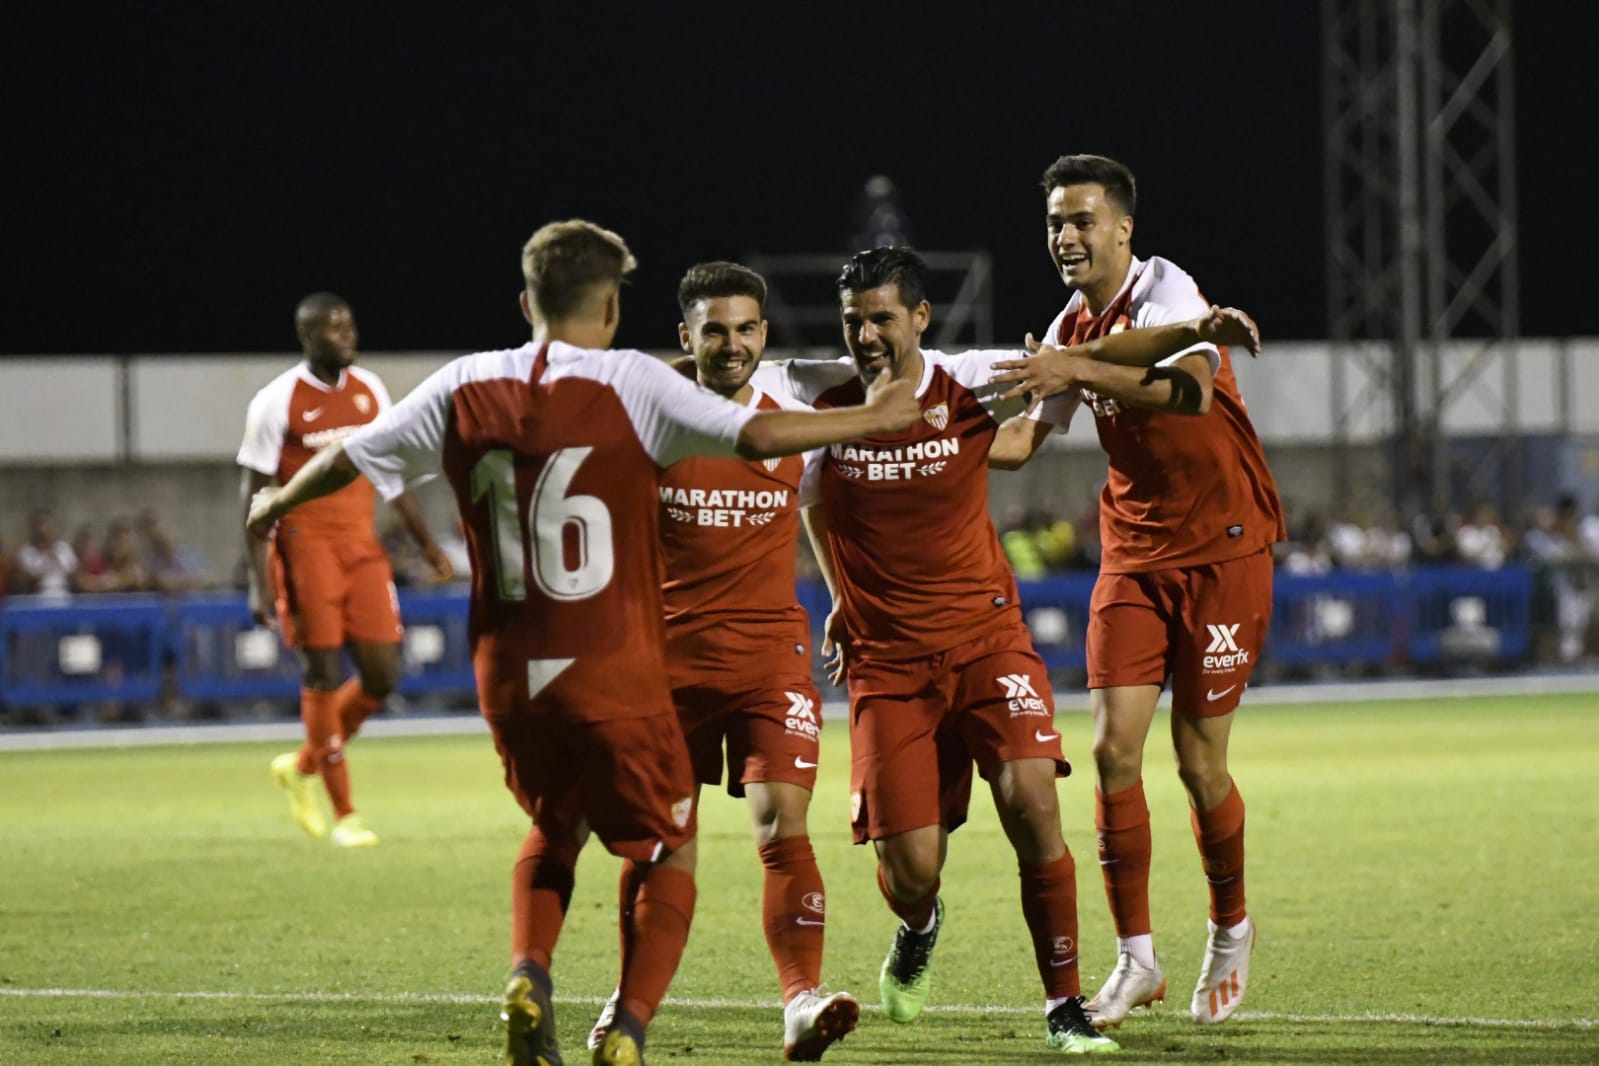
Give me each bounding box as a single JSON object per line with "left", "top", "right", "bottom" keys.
{"left": 344, "top": 341, "right": 757, "bottom": 720}
{"left": 1046, "top": 256, "right": 1285, "bottom": 574}
{"left": 757, "top": 353, "right": 1050, "bottom": 660}
{"left": 237, "top": 363, "right": 389, "bottom": 537}
{"left": 658, "top": 386, "right": 810, "bottom": 681}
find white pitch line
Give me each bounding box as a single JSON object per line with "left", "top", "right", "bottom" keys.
{"left": 0, "top": 987, "right": 1592, "bottom": 1031}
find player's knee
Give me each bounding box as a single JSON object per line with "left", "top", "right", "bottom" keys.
{"left": 1176, "top": 756, "right": 1229, "bottom": 805}
{"left": 880, "top": 849, "right": 940, "bottom": 900}
{"left": 358, "top": 661, "right": 399, "bottom": 699}
{"left": 307, "top": 735, "right": 345, "bottom": 768}
{"left": 1092, "top": 733, "right": 1143, "bottom": 778}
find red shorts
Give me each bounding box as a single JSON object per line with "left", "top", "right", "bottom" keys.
{"left": 272, "top": 533, "right": 401, "bottom": 650}
{"left": 674, "top": 674, "right": 823, "bottom": 797}
{"left": 1087, "top": 548, "right": 1274, "bottom": 716}
{"left": 477, "top": 653, "right": 697, "bottom": 864}
{"left": 845, "top": 622, "right": 1069, "bottom": 845}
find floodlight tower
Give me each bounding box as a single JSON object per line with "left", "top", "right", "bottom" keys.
{"left": 1322, "top": 0, "right": 1519, "bottom": 518}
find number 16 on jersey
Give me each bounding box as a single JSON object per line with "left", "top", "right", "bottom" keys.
{"left": 470, "top": 447, "right": 615, "bottom": 602}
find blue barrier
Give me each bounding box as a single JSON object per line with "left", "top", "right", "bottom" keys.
{"left": 0, "top": 565, "right": 1538, "bottom": 709}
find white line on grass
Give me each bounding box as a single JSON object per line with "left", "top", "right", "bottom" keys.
{"left": 1, "top": 987, "right": 1592, "bottom": 1031}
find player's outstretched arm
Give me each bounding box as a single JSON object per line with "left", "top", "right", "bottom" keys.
{"left": 246, "top": 444, "right": 361, "bottom": 537}
{"left": 990, "top": 306, "right": 1257, "bottom": 402}
{"left": 389, "top": 490, "right": 454, "bottom": 582}
{"left": 1075, "top": 306, "right": 1259, "bottom": 367}
{"left": 735, "top": 367, "right": 919, "bottom": 458}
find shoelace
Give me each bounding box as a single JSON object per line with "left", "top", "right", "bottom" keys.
{"left": 888, "top": 923, "right": 938, "bottom": 983}
{"left": 1047, "top": 996, "right": 1099, "bottom": 1037}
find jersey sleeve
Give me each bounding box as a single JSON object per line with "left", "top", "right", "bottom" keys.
{"left": 943, "top": 348, "right": 1068, "bottom": 428}
{"left": 343, "top": 359, "right": 459, "bottom": 501}
{"left": 1133, "top": 261, "right": 1220, "bottom": 374}
{"left": 236, "top": 384, "right": 286, "bottom": 476}
{"left": 751, "top": 357, "right": 856, "bottom": 406}
{"left": 614, "top": 354, "right": 760, "bottom": 468}
{"left": 358, "top": 368, "right": 394, "bottom": 412}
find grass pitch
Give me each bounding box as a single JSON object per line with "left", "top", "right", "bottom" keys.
{"left": 2, "top": 694, "right": 1596, "bottom": 1064}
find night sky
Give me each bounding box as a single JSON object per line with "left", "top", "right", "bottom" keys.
{"left": 5, "top": 3, "right": 1591, "bottom": 356}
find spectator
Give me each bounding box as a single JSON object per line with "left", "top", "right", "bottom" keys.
{"left": 1279, "top": 509, "right": 1333, "bottom": 575}
{"left": 1523, "top": 495, "right": 1593, "bottom": 663}
{"left": 1409, "top": 511, "right": 1458, "bottom": 566}
{"left": 1457, "top": 503, "right": 1512, "bottom": 570}
{"left": 13, "top": 509, "right": 77, "bottom": 598}
{"left": 137, "top": 510, "right": 209, "bottom": 593}
{"left": 79, "top": 519, "right": 151, "bottom": 593}
{"left": 69, "top": 524, "right": 109, "bottom": 592}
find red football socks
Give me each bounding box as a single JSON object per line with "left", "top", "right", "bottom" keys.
{"left": 510, "top": 826, "right": 579, "bottom": 971}
{"left": 1191, "top": 779, "right": 1247, "bottom": 928}
{"left": 760, "top": 835, "right": 825, "bottom": 1001}
{"left": 1096, "top": 781, "right": 1154, "bottom": 937}
{"left": 296, "top": 686, "right": 352, "bottom": 818}
{"left": 1020, "top": 851, "right": 1081, "bottom": 998}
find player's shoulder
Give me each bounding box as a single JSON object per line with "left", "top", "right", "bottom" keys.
{"left": 244, "top": 362, "right": 306, "bottom": 412}
{"left": 754, "top": 355, "right": 855, "bottom": 403}
{"left": 1131, "top": 255, "right": 1205, "bottom": 306}
{"left": 346, "top": 365, "right": 387, "bottom": 391}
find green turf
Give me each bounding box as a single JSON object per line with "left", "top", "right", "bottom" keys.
{"left": 2, "top": 695, "right": 1596, "bottom": 1063}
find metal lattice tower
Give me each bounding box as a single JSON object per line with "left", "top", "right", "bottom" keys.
{"left": 1322, "top": 0, "right": 1519, "bottom": 517}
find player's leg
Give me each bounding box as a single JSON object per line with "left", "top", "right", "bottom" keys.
{"left": 1084, "top": 571, "right": 1175, "bottom": 1029}
{"left": 952, "top": 625, "right": 1114, "bottom": 1054}
{"left": 305, "top": 546, "right": 400, "bottom": 846}
{"left": 1168, "top": 550, "right": 1272, "bottom": 1024}
{"left": 266, "top": 541, "right": 345, "bottom": 838}
{"left": 339, "top": 641, "right": 398, "bottom": 740}
{"left": 488, "top": 706, "right": 583, "bottom": 1066}
{"left": 850, "top": 653, "right": 954, "bottom": 1024}
{"left": 338, "top": 544, "right": 404, "bottom": 742}
{"left": 581, "top": 712, "right": 701, "bottom": 1064}
{"left": 748, "top": 777, "right": 860, "bottom": 1061}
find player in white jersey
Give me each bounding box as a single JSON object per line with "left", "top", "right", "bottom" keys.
{"left": 247, "top": 220, "right": 919, "bottom": 1066}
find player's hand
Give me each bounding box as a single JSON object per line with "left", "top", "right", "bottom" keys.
{"left": 864, "top": 366, "right": 920, "bottom": 431}
{"left": 421, "top": 544, "right": 456, "bottom": 582}
{"left": 990, "top": 334, "right": 1085, "bottom": 401}
{"left": 246, "top": 488, "right": 282, "bottom": 538}
{"left": 820, "top": 602, "right": 850, "bottom": 687}
{"left": 1196, "top": 306, "right": 1261, "bottom": 357}
{"left": 246, "top": 580, "right": 276, "bottom": 630}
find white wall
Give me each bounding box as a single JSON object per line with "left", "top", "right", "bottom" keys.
{"left": 1, "top": 340, "right": 1594, "bottom": 463}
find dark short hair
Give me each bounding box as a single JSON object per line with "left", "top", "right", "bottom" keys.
{"left": 1040, "top": 154, "right": 1138, "bottom": 218}
{"left": 677, "top": 261, "right": 767, "bottom": 317}
{"left": 294, "top": 291, "right": 350, "bottom": 333}
{"left": 521, "top": 219, "right": 637, "bottom": 320}
{"left": 836, "top": 246, "right": 927, "bottom": 309}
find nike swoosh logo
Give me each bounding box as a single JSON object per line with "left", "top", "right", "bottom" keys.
{"left": 796, "top": 917, "right": 824, "bottom": 927}
{"left": 1035, "top": 730, "right": 1060, "bottom": 743}
{"left": 794, "top": 757, "right": 818, "bottom": 769}
{"left": 1207, "top": 686, "right": 1237, "bottom": 702}
{"left": 1049, "top": 956, "right": 1077, "bottom": 967}
{"left": 303, "top": 407, "right": 325, "bottom": 422}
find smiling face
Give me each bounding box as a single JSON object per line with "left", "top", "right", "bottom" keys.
{"left": 679, "top": 294, "right": 767, "bottom": 399}
{"left": 1046, "top": 182, "right": 1134, "bottom": 314}
{"left": 840, "top": 283, "right": 928, "bottom": 384}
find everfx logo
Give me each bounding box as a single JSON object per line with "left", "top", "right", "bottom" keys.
{"left": 785, "top": 691, "right": 820, "bottom": 739}
{"left": 998, "top": 674, "right": 1040, "bottom": 700}
{"left": 1203, "top": 623, "right": 1251, "bottom": 670}
{"left": 998, "top": 673, "right": 1048, "bottom": 716}
{"left": 1205, "top": 624, "right": 1242, "bottom": 653}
